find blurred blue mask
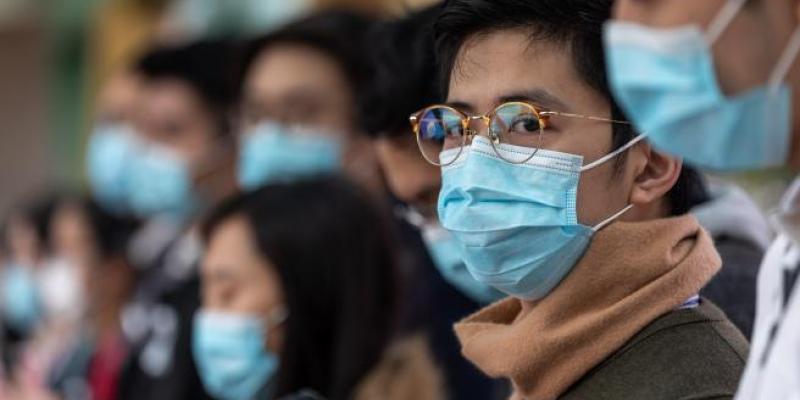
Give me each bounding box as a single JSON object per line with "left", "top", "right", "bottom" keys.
{"left": 128, "top": 142, "right": 197, "bottom": 219}
{"left": 86, "top": 124, "right": 138, "bottom": 214}
{"left": 193, "top": 309, "right": 287, "bottom": 400}
{"left": 238, "top": 121, "right": 342, "bottom": 190}
{"left": 1, "top": 263, "right": 42, "bottom": 334}
{"left": 604, "top": 0, "right": 800, "bottom": 171}
{"left": 438, "top": 136, "right": 642, "bottom": 301}
{"left": 403, "top": 208, "right": 503, "bottom": 304}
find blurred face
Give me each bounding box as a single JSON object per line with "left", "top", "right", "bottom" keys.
{"left": 613, "top": 0, "right": 800, "bottom": 166}
{"left": 376, "top": 134, "right": 441, "bottom": 219}
{"left": 242, "top": 43, "right": 357, "bottom": 138}
{"left": 6, "top": 214, "right": 40, "bottom": 265}
{"left": 96, "top": 71, "right": 143, "bottom": 126}
{"left": 135, "top": 79, "right": 221, "bottom": 179}
{"left": 51, "top": 202, "right": 95, "bottom": 268}
{"left": 448, "top": 30, "right": 679, "bottom": 225}
{"left": 241, "top": 43, "right": 385, "bottom": 192}
{"left": 201, "top": 216, "right": 285, "bottom": 352}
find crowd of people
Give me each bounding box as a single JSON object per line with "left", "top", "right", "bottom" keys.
{"left": 1, "top": 0, "right": 799, "bottom": 399}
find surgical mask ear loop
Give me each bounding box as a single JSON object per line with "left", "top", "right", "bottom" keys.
{"left": 768, "top": 26, "right": 800, "bottom": 94}
{"left": 593, "top": 204, "right": 635, "bottom": 232}
{"left": 581, "top": 134, "right": 648, "bottom": 172}
{"left": 706, "top": 0, "right": 748, "bottom": 44}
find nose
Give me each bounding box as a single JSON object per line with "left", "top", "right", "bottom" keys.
{"left": 466, "top": 115, "right": 491, "bottom": 142}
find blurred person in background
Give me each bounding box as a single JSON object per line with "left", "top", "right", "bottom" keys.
{"left": 43, "top": 198, "right": 140, "bottom": 400}
{"left": 82, "top": 39, "right": 240, "bottom": 400}
{"left": 360, "top": 4, "right": 507, "bottom": 399}
{"left": 1, "top": 207, "right": 46, "bottom": 366}
{"left": 427, "top": 0, "right": 748, "bottom": 398}
{"left": 196, "top": 177, "right": 444, "bottom": 400}
{"left": 604, "top": 1, "right": 800, "bottom": 397}
{"left": 235, "top": 10, "right": 384, "bottom": 194}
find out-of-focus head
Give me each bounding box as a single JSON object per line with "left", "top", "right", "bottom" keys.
{"left": 86, "top": 40, "right": 240, "bottom": 219}
{"left": 362, "top": 4, "right": 443, "bottom": 218}
{"left": 235, "top": 11, "right": 385, "bottom": 192}
{"left": 610, "top": 0, "right": 800, "bottom": 169}
{"left": 95, "top": 69, "right": 143, "bottom": 127}
{"left": 135, "top": 40, "right": 238, "bottom": 174}
{"left": 199, "top": 177, "right": 397, "bottom": 398}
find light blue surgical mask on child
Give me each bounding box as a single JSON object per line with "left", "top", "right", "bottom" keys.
{"left": 193, "top": 308, "right": 287, "bottom": 400}
{"left": 604, "top": 0, "right": 800, "bottom": 171}
{"left": 403, "top": 207, "right": 504, "bottom": 304}
{"left": 86, "top": 124, "right": 138, "bottom": 214}
{"left": 128, "top": 142, "right": 197, "bottom": 219}
{"left": 438, "top": 135, "right": 643, "bottom": 301}
{"left": 238, "top": 121, "right": 343, "bottom": 190}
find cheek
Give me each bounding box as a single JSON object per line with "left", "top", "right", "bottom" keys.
{"left": 575, "top": 164, "right": 629, "bottom": 226}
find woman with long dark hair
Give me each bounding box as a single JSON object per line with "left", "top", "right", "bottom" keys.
{"left": 194, "top": 176, "right": 442, "bottom": 400}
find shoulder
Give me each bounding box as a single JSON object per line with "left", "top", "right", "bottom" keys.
{"left": 562, "top": 300, "right": 748, "bottom": 400}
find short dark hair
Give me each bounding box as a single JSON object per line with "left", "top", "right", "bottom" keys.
{"left": 201, "top": 176, "right": 398, "bottom": 400}
{"left": 360, "top": 4, "right": 443, "bottom": 137}
{"left": 434, "top": 0, "right": 708, "bottom": 215}
{"left": 136, "top": 40, "right": 240, "bottom": 136}
{"left": 237, "top": 11, "right": 374, "bottom": 120}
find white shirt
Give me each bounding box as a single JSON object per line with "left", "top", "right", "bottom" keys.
{"left": 736, "top": 179, "right": 800, "bottom": 400}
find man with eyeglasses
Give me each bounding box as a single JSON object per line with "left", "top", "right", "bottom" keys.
{"left": 425, "top": 0, "right": 747, "bottom": 398}
{"left": 605, "top": 0, "right": 800, "bottom": 399}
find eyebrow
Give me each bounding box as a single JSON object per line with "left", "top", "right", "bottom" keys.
{"left": 446, "top": 88, "right": 571, "bottom": 115}
{"left": 498, "top": 89, "right": 570, "bottom": 112}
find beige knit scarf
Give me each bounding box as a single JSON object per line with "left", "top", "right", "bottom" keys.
{"left": 454, "top": 215, "right": 721, "bottom": 400}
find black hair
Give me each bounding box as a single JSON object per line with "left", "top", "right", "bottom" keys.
{"left": 360, "top": 4, "right": 443, "bottom": 137}
{"left": 201, "top": 176, "right": 398, "bottom": 400}
{"left": 434, "top": 0, "right": 708, "bottom": 215}
{"left": 237, "top": 10, "right": 374, "bottom": 124}
{"left": 136, "top": 40, "right": 240, "bottom": 136}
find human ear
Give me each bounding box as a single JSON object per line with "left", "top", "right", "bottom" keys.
{"left": 629, "top": 143, "right": 683, "bottom": 206}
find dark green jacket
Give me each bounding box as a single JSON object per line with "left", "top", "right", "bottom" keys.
{"left": 562, "top": 300, "right": 748, "bottom": 400}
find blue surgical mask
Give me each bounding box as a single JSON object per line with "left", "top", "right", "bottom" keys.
{"left": 238, "top": 121, "right": 342, "bottom": 190}
{"left": 604, "top": 0, "right": 800, "bottom": 171}
{"left": 86, "top": 124, "right": 138, "bottom": 214}
{"left": 193, "top": 309, "right": 287, "bottom": 400}
{"left": 438, "top": 135, "right": 642, "bottom": 301}
{"left": 128, "top": 142, "right": 197, "bottom": 219}
{"left": 1, "top": 263, "right": 42, "bottom": 334}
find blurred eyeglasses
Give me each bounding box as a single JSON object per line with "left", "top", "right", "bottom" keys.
{"left": 409, "top": 101, "right": 631, "bottom": 166}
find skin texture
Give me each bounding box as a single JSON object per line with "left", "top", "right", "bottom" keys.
{"left": 614, "top": 0, "right": 800, "bottom": 167}
{"left": 241, "top": 43, "right": 385, "bottom": 193}
{"left": 447, "top": 30, "right": 682, "bottom": 227}
{"left": 134, "top": 78, "right": 237, "bottom": 203}
{"left": 200, "top": 216, "right": 285, "bottom": 353}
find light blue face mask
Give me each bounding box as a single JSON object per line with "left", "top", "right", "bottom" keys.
{"left": 604, "top": 0, "right": 800, "bottom": 171}
{"left": 403, "top": 208, "right": 504, "bottom": 304}
{"left": 193, "top": 308, "right": 287, "bottom": 400}
{"left": 1, "top": 263, "right": 42, "bottom": 334}
{"left": 128, "top": 142, "right": 197, "bottom": 219}
{"left": 86, "top": 124, "right": 138, "bottom": 214}
{"left": 438, "top": 135, "right": 643, "bottom": 301}
{"left": 238, "top": 121, "right": 343, "bottom": 190}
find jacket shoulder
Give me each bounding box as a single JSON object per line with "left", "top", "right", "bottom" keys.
{"left": 561, "top": 300, "right": 748, "bottom": 400}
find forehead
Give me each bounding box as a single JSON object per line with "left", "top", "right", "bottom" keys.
{"left": 613, "top": 0, "right": 725, "bottom": 28}
{"left": 245, "top": 43, "right": 351, "bottom": 102}
{"left": 447, "top": 29, "right": 607, "bottom": 113}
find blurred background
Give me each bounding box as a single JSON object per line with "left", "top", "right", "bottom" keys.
{"left": 0, "top": 0, "right": 441, "bottom": 215}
